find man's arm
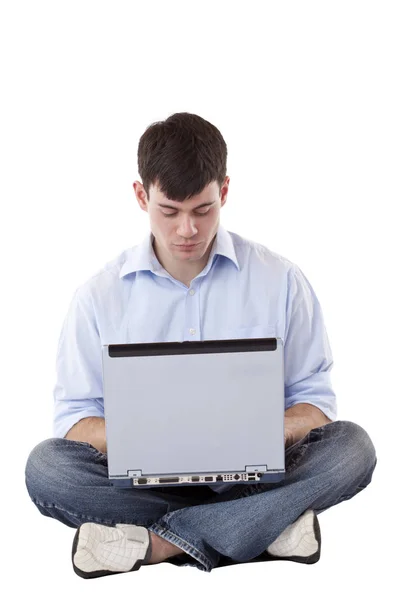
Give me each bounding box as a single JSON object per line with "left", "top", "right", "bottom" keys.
{"left": 53, "top": 286, "right": 105, "bottom": 439}
{"left": 283, "top": 263, "right": 337, "bottom": 443}
{"left": 284, "top": 402, "right": 332, "bottom": 447}
{"left": 65, "top": 417, "right": 107, "bottom": 454}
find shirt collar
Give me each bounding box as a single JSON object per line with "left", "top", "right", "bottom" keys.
{"left": 119, "top": 223, "right": 240, "bottom": 279}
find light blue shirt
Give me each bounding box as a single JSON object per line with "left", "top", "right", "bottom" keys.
{"left": 53, "top": 224, "right": 337, "bottom": 494}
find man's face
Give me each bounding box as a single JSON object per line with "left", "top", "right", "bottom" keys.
{"left": 133, "top": 178, "right": 229, "bottom": 271}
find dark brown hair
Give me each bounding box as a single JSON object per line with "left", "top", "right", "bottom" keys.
{"left": 137, "top": 112, "right": 227, "bottom": 202}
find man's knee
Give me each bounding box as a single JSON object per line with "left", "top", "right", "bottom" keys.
{"left": 330, "top": 420, "right": 377, "bottom": 476}
{"left": 25, "top": 438, "right": 66, "bottom": 501}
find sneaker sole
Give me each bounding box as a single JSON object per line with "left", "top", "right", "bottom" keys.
{"left": 264, "top": 512, "right": 321, "bottom": 564}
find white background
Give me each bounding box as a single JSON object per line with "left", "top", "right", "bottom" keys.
{"left": 1, "top": 0, "right": 398, "bottom": 596}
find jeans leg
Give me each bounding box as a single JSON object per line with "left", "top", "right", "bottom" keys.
{"left": 24, "top": 438, "right": 217, "bottom": 529}
{"left": 148, "top": 420, "right": 377, "bottom": 572}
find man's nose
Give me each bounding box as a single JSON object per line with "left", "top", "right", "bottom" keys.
{"left": 177, "top": 216, "right": 198, "bottom": 236}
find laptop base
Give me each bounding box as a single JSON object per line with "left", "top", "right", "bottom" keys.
{"left": 108, "top": 470, "right": 285, "bottom": 488}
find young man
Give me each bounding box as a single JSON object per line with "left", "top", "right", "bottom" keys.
{"left": 25, "top": 112, "right": 377, "bottom": 578}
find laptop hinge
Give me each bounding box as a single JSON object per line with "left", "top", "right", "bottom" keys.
{"left": 245, "top": 465, "right": 267, "bottom": 472}
{"left": 128, "top": 467, "right": 268, "bottom": 477}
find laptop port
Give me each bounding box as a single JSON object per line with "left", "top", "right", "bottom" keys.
{"left": 159, "top": 477, "right": 179, "bottom": 483}
{"left": 192, "top": 476, "right": 200, "bottom": 482}
{"left": 137, "top": 478, "right": 148, "bottom": 484}
{"left": 205, "top": 476, "right": 213, "bottom": 481}
{"left": 248, "top": 473, "right": 256, "bottom": 477}
{"left": 248, "top": 477, "right": 256, "bottom": 481}
{"left": 216, "top": 475, "right": 223, "bottom": 481}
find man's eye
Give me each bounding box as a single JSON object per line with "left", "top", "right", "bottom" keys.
{"left": 163, "top": 211, "right": 209, "bottom": 218}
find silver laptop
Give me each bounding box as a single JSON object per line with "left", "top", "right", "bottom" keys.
{"left": 101, "top": 337, "right": 285, "bottom": 490}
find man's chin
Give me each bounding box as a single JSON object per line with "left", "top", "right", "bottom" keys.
{"left": 175, "top": 250, "right": 200, "bottom": 259}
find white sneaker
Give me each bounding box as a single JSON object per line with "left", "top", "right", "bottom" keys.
{"left": 72, "top": 522, "right": 152, "bottom": 578}
{"left": 266, "top": 509, "right": 321, "bottom": 564}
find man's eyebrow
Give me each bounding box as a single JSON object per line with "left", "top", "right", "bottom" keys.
{"left": 158, "top": 201, "right": 215, "bottom": 209}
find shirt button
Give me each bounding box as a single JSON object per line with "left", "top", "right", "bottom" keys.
{"left": 189, "top": 289, "right": 195, "bottom": 296}
{"left": 189, "top": 328, "right": 196, "bottom": 335}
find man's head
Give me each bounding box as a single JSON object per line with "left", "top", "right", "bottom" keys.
{"left": 133, "top": 113, "right": 230, "bottom": 283}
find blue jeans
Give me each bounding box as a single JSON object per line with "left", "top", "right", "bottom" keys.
{"left": 25, "top": 420, "right": 377, "bottom": 572}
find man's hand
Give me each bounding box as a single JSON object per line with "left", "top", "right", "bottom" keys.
{"left": 284, "top": 403, "right": 333, "bottom": 449}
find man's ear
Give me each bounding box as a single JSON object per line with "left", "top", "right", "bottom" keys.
{"left": 220, "top": 176, "right": 230, "bottom": 207}
{"left": 133, "top": 181, "right": 149, "bottom": 212}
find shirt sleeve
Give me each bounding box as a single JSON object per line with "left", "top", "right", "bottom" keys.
{"left": 284, "top": 264, "right": 337, "bottom": 421}
{"left": 52, "top": 286, "right": 104, "bottom": 438}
